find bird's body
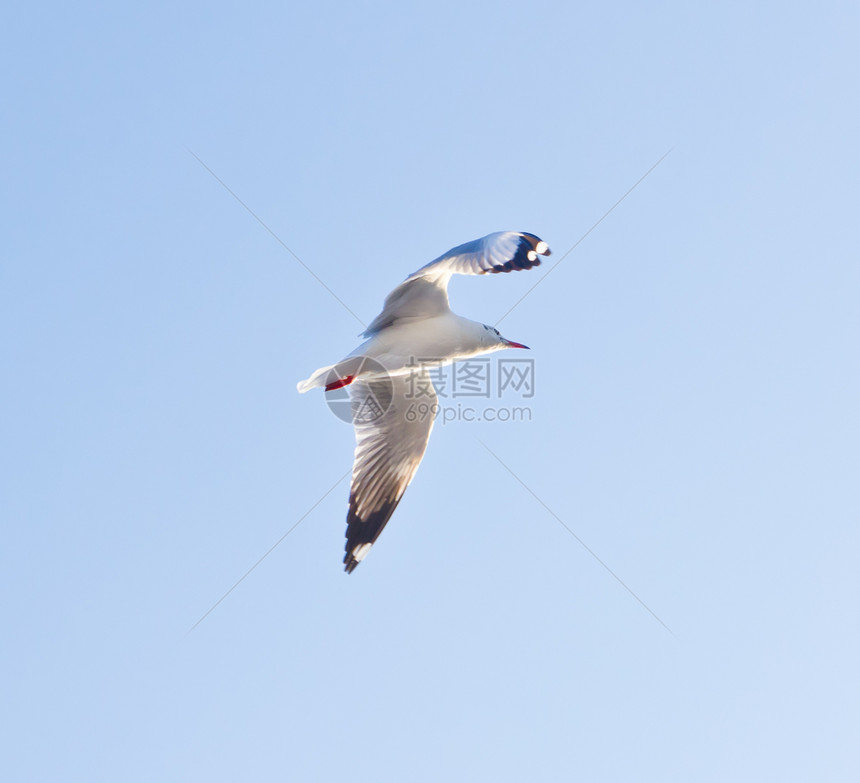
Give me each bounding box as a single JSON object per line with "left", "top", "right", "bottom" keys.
{"left": 298, "top": 313, "right": 498, "bottom": 392}
{"left": 298, "top": 231, "right": 550, "bottom": 571}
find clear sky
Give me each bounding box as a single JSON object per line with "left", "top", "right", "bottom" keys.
{"left": 2, "top": 1, "right": 859, "bottom": 780}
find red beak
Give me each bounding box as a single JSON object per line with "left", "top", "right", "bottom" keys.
{"left": 504, "top": 340, "right": 530, "bottom": 350}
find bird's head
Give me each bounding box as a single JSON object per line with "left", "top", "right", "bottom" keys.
{"left": 480, "top": 323, "right": 529, "bottom": 351}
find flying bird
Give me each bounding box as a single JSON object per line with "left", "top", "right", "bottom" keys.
{"left": 298, "top": 231, "right": 550, "bottom": 572}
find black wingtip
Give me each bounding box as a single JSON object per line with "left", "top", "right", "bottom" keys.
{"left": 486, "top": 232, "right": 551, "bottom": 275}
{"left": 520, "top": 232, "right": 552, "bottom": 256}
{"left": 343, "top": 544, "right": 362, "bottom": 573}
{"left": 343, "top": 497, "right": 399, "bottom": 574}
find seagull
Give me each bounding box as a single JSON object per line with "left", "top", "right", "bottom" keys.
{"left": 298, "top": 231, "right": 551, "bottom": 572}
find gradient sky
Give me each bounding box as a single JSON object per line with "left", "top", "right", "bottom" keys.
{"left": 3, "top": 1, "right": 859, "bottom": 781}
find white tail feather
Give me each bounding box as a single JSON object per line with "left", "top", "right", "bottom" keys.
{"left": 297, "top": 355, "right": 372, "bottom": 393}
{"left": 296, "top": 363, "right": 337, "bottom": 393}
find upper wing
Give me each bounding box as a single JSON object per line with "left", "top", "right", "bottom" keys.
{"left": 362, "top": 231, "right": 551, "bottom": 336}
{"left": 344, "top": 370, "right": 437, "bottom": 573}
{"left": 407, "top": 230, "right": 551, "bottom": 282}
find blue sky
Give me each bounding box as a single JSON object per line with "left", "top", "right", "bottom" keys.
{"left": 2, "top": 1, "right": 859, "bottom": 780}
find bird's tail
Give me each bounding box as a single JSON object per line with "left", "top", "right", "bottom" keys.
{"left": 297, "top": 363, "right": 337, "bottom": 393}
{"left": 297, "top": 356, "right": 368, "bottom": 393}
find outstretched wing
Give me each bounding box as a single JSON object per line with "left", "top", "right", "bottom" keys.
{"left": 362, "top": 231, "right": 551, "bottom": 336}
{"left": 344, "top": 370, "right": 437, "bottom": 573}
{"left": 407, "top": 230, "right": 551, "bottom": 282}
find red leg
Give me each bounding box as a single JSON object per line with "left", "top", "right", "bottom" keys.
{"left": 325, "top": 375, "right": 355, "bottom": 392}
